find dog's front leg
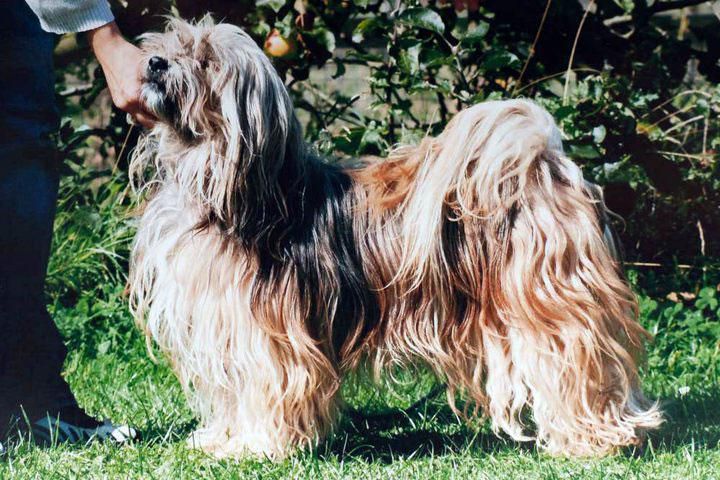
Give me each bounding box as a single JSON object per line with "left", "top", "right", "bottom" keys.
{"left": 132, "top": 208, "right": 341, "bottom": 459}
{"left": 185, "top": 313, "right": 342, "bottom": 460}
{"left": 178, "top": 279, "right": 341, "bottom": 460}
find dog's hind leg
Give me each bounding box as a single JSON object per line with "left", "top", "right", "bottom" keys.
{"left": 412, "top": 99, "right": 663, "bottom": 455}
{"left": 468, "top": 100, "right": 663, "bottom": 455}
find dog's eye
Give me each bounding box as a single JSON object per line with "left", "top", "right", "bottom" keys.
{"left": 200, "top": 59, "right": 209, "bottom": 70}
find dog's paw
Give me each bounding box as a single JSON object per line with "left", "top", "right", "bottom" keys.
{"left": 187, "top": 428, "right": 282, "bottom": 459}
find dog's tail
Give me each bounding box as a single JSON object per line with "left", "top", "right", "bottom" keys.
{"left": 395, "top": 99, "right": 662, "bottom": 455}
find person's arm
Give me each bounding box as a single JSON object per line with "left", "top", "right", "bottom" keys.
{"left": 87, "top": 22, "right": 155, "bottom": 128}
{"left": 24, "top": 1, "right": 155, "bottom": 127}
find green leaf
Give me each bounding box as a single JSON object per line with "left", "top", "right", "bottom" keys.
{"left": 250, "top": 20, "right": 272, "bottom": 39}
{"left": 482, "top": 50, "right": 520, "bottom": 71}
{"left": 569, "top": 143, "right": 601, "bottom": 159}
{"left": 461, "top": 21, "right": 489, "bottom": 45}
{"left": 398, "top": 43, "right": 422, "bottom": 75}
{"left": 486, "top": 90, "right": 504, "bottom": 101}
{"left": 699, "top": 287, "right": 716, "bottom": 299}
{"left": 332, "top": 59, "right": 346, "bottom": 79}
{"left": 353, "top": 17, "right": 383, "bottom": 43}
{"left": 696, "top": 287, "right": 718, "bottom": 310}
{"left": 360, "top": 129, "right": 383, "bottom": 149}
{"left": 306, "top": 28, "right": 336, "bottom": 53}
{"left": 640, "top": 297, "right": 659, "bottom": 315}
{"left": 592, "top": 125, "right": 607, "bottom": 144}
{"left": 318, "top": 29, "right": 336, "bottom": 52}
{"left": 399, "top": 8, "right": 445, "bottom": 35}
{"left": 256, "top": 0, "right": 285, "bottom": 13}
{"left": 554, "top": 105, "right": 576, "bottom": 120}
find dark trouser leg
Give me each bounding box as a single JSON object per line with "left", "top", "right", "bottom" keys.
{"left": 0, "top": 0, "right": 80, "bottom": 429}
{"left": 0, "top": 146, "right": 76, "bottom": 426}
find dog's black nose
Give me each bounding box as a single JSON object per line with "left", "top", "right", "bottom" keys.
{"left": 148, "top": 56, "right": 169, "bottom": 74}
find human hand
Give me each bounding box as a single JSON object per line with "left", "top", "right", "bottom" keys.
{"left": 87, "top": 22, "right": 156, "bottom": 128}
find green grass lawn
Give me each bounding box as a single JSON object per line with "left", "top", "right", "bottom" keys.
{"left": 2, "top": 175, "right": 719, "bottom": 479}
{"left": 1, "top": 279, "right": 718, "bottom": 480}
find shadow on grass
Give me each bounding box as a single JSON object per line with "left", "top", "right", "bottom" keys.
{"left": 322, "top": 386, "right": 720, "bottom": 462}
{"left": 648, "top": 388, "right": 720, "bottom": 450}
{"left": 127, "top": 381, "right": 720, "bottom": 460}
{"left": 325, "top": 389, "right": 522, "bottom": 462}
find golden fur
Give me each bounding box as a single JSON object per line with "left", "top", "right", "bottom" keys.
{"left": 129, "top": 17, "right": 663, "bottom": 459}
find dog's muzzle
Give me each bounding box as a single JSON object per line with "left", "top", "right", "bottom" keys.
{"left": 141, "top": 56, "right": 172, "bottom": 119}
{"left": 148, "top": 56, "right": 169, "bottom": 79}
{"left": 146, "top": 56, "right": 169, "bottom": 92}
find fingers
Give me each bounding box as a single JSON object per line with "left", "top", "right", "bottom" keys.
{"left": 93, "top": 34, "right": 157, "bottom": 129}
{"left": 132, "top": 111, "right": 157, "bottom": 129}
{"left": 124, "top": 100, "right": 157, "bottom": 129}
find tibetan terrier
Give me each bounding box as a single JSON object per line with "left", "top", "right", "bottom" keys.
{"left": 129, "top": 17, "right": 663, "bottom": 459}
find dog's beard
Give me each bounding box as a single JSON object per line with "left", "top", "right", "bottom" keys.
{"left": 140, "top": 76, "right": 202, "bottom": 145}
{"left": 141, "top": 82, "right": 168, "bottom": 118}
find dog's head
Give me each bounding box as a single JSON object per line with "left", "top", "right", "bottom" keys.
{"left": 137, "top": 17, "right": 303, "bottom": 231}
{"left": 140, "top": 16, "right": 295, "bottom": 142}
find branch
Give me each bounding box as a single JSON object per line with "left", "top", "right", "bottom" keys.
{"left": 515, "top": 0, "right": 553, "bottom": 94}
{"left": 59, "top": 84, "right": 94, "bottom": 97}
{"left": 563, "top": 0, "right": 595, "bottom": 104}
{"left": 604, "top": 0, "right": 709, "bottom": 28}
{"left": 649, "top": 0, "right": 710, "bottom": 14}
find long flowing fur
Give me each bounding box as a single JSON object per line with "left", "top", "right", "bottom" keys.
{"left": 129, "top": 17, "right": 662, "bottom": 459}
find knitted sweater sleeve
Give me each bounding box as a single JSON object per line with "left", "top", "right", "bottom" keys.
{"left": 24, "top": 0, "right": 114, "bottom": 34}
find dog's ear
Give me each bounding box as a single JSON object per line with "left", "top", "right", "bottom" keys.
{"left": 218, "top": 41, "right": 300, "bottom": 174}
{"left": 234, "top": 55, "right": 299, "bottom": 208}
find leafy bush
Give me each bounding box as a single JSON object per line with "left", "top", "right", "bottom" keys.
{"left": 641, "top": 285, "right": 720, "bottom": 395}
{"left": 53, "top": 0, "right": 720, "bottom": 311}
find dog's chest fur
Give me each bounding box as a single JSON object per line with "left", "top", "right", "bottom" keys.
{"left": 133, "top": 160, "right": 390, "bottom": 368}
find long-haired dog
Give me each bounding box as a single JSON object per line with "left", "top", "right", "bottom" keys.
{"left": 129, "top": 17, "right": 663, "bottom": 459}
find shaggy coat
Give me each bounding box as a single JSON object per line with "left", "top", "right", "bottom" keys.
{"left": 130, "top": 17, "right": 663, "bottom": 459}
